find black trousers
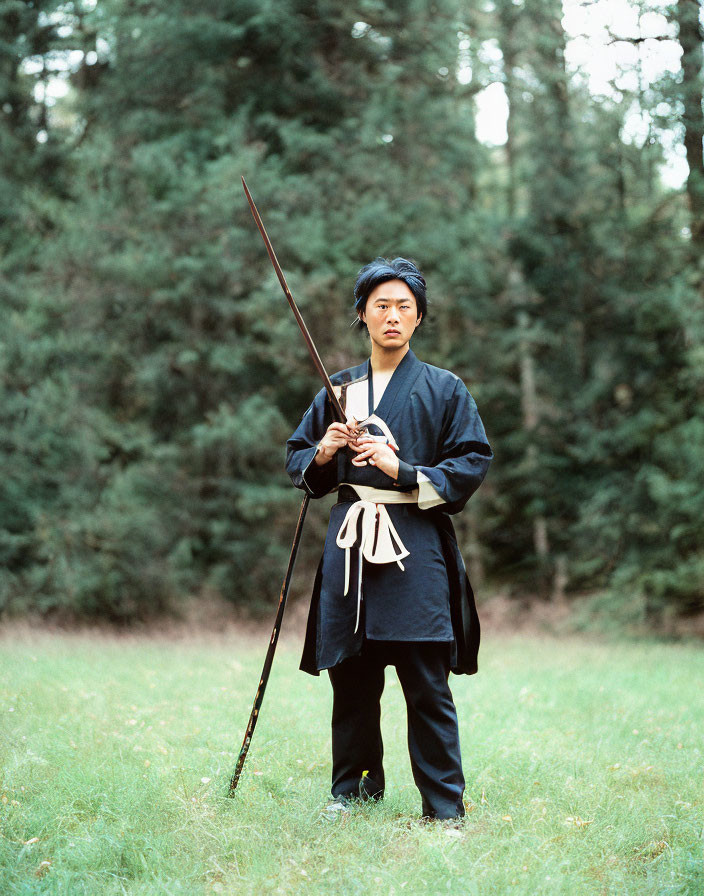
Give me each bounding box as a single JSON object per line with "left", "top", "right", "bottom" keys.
{"left": 327, "top": 640, "right": 465, "bottom": 820}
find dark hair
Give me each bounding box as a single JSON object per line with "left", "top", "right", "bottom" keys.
{"left": 353, "top": 257, "right": 427, "bottom": 330}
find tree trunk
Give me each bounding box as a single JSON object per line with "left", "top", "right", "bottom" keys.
{"left": 497, "top": 0, "right": 520, "bottom": 217}
{"left": 517, "top": 306, "right": 550, "bottom": 564}
{"left": 675, "top": 0, "right": 704, "bottom": 250}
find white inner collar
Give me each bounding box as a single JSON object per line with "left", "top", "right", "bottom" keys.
{"left": 372, "top": 370, "right": 393, "bottom": 409}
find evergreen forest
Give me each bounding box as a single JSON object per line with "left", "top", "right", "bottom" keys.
{"left": 1, "top": 0, "right": 703, "bottom": 629}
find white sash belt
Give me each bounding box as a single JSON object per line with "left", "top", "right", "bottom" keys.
{"left": 335, "top": 483, "right": 417, "bottom": 633}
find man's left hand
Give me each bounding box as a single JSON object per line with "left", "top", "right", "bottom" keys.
{"left": 350, "top": 437, "right": 400, "bottom": 480}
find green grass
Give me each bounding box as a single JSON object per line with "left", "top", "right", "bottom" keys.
{"left": 1, "top": 628, "right": 702, "bottom": 895}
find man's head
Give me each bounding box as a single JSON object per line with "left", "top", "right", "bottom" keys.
{"left": 353, "top": 257, "right": 427, "bottom": 333}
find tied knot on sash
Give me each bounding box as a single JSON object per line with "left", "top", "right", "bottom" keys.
{"left": 335, "top": 500, "right": 410, "bottom": 634}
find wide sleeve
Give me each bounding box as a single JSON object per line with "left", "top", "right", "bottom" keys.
{"left": 415, "top": 379, "right": 493, "bottom": 514}
{"left": 285, "top": 388, "right": 338, "bottom": 498}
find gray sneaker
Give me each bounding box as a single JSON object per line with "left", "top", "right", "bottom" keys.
{"left": 321, "top": 797, "right": 352, "bottom": 820}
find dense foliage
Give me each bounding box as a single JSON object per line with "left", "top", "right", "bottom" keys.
{"left": 1, "top": 0, "right": 702, "bottom": 625}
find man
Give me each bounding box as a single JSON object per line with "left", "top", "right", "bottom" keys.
{"left": 286, "top": 257, "right": 492, "bottom": 822}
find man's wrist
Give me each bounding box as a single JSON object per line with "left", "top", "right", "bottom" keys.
{"left": 314, "top": 443, "right": 335, "bottom": 466}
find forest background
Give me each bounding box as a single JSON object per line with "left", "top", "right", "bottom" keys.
{"left": 1, "top": 0, "right": 703, "bottom": 632}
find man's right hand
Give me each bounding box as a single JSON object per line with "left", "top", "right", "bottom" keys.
{"left": 314, "top": 420, "right": 360, "bottom": 466}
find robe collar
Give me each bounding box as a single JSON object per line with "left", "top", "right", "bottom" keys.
{"left": 367, "top": 348, "right": 424, "bottom": 426}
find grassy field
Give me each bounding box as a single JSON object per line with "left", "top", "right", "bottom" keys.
{"left": 0, "top": 626, "right": 702, "bottom": 895}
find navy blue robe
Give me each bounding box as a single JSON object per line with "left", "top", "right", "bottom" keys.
{"left": 286, "top": 349, "right": 492, "bottom": 676}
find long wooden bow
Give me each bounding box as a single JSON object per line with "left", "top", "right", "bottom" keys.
{"left": 240, "top": 176, "right": 345, "bottom": 423}
{"left": 228, "top": 178, "right": 346, "bottom": 797}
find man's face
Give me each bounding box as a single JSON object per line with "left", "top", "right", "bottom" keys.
{"left": 359, "top": 279, "right": 422, "bottom": 350}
